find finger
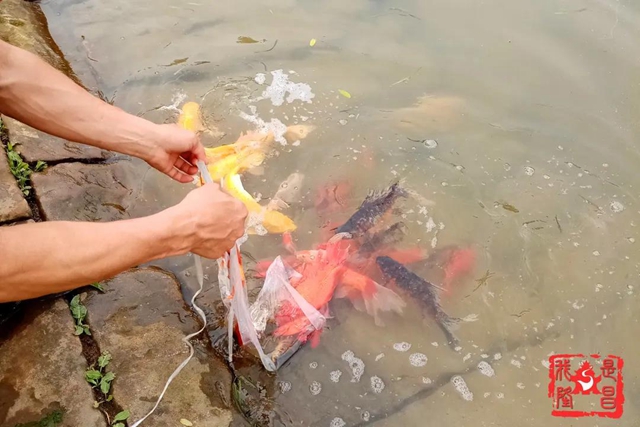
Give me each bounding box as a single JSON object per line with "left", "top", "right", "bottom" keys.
{"left": 167, "top": 166, "right": 195, "bottom": 183}
{"left": 180, "top": 152, "right": 200, "bottom": 174}
{"left": 174, "top": 156, "right": 198, "bottom": 175}
{"left": 190, "top": 139, "right": 207, "bottom": 164}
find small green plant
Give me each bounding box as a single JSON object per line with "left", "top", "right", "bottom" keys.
{"left": 69, "top": 295, "right": 91, "bottom": 336}
{"left": 4, "top": 141, "right": 46, "bottom": 196}
{"left": 90, "top": 282, "right": 105, "bottom": 292}
{"left": 86, "top": 351, "right": 116, "bottom": 405}
{"left": 111, "top": 410, "right": 130, "bottom": 427}
{"left": 13, "top": 409, "right": 64, "bottom": 427}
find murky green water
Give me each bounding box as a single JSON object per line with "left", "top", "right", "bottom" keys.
{"left": 42, "top": 0, "right": 640, "bottom": 425}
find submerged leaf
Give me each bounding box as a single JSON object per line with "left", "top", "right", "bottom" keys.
{"left": 237, "top": 36, "right": 260, "bottom": 43}
{"left": 180, "top": 419, "right": 194, "bottom": 426}
{"left": 309, "top": 38, "right": 317, "bottom": 47}
{"left": 338, "top": 89, "right": 351, "bottom": 99}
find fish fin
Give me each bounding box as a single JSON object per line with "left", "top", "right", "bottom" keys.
{"left": 344, "top": 279, "right": 406, "bottom": 325}
{"left": 328, "top": 232, "right": 352, "bottom": 243}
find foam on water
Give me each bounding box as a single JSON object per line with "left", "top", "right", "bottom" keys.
{"left": 342, "top": 350, "right": 365, "bottom": 382}
{"left": 330, "top": 417, "right": 346, "bottom": 427}
{"left": 310, "top": 381, "right": 322, "bottom": 395}
{"left": 477, "top": 361, "right": 495, "bottom": 377}
{"left": 409, "top": 353, "right": 428, "bottom": 367}
{"left": 330, "top": 370, "right": 342, "bottom": 383}
{"left": 255, "top": 70, "right": 315, "bottom": 107}
{"left": 361, "top": 411, "right": 371, "bottom": 421}
{"left": 451, "top": 375, "right": 473, "bottom": 401}
{"left": 370, "top": 376, "right": 385, "bottom": 394}
{"left": 393, "top": 342, "right": 411, "bottom": 352}
{"left": 309, "top": 362, "right": 318, "bottom": 369}
{"left": 278, "top": 381, "right": 291, "bottom": 394}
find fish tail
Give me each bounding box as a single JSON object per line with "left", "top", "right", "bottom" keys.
{"left": 339, "top": 272, "right": 407, "bottom": 326}
{"left": 438, "top": 315, "right": 462, "bottom": 349}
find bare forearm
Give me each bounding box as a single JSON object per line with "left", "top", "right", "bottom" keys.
{"left": 0, "top": 39, "right": 157, "bottom": 159}
{"left": 0, "top": 209, "right": 191, "bottom": 302}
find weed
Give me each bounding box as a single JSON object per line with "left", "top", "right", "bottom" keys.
{"left": 85, "top": 352, "right": 130, "bottom": 426}
{"left": 13, "top": 409, "right": 64, "bottom": 427}
{"left": 90, "top": 282, "right": 105, "bottom": 293}
{"left": 69, "top": 295, "right": 91, "bottom": 336}
{"left": 3, "top": 141, "right": 47, "bottom": 196}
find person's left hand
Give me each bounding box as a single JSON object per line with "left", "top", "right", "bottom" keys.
{"left": 143, "top": 123, "right": 207, "bottom": 183}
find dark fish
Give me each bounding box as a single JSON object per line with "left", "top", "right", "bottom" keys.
{"left": 335, "top": 182, "right": 407, "bottom": 238}
{"left": 358, "top": 222, "right": 407, "bottom": 255}
{"left": 376, "top": 255, "right": 461, "bottom": 348}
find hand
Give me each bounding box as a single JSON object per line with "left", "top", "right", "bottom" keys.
{"left": 143, "top": 123, "right": 207, "bottom": 183}
{"left": 168, "top": 183, "right": 248, "bottom": 259}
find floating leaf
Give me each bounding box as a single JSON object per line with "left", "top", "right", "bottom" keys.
{"left": 180, "top": 419, "right": 194, "bottom": 426}
{"left": 165, "top": 57, "right": 188, "bottom": 66}
{"left": 112, "top": 410, "right": 130, "bottom": 422}
{"left": 309, "top": 38, "right": 316, "bottom": 47}
{"left": 237, "top": 36, "right": 260, "bottom": 44}
{"left": 338, "top": 89, "right": 351, "bottom": 99}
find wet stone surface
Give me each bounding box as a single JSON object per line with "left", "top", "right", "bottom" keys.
{"left": 31, "top": 160, "right": 138, "bottom": 222}
{"left": 2, "top": 116, "right": 112, "bottom": 163}
{"left": 0, "top": 149, "right": 31, "bottom": 224}
{"left": 84, "top": 268, "right": 233, "bottom": 427}
{"left": 0, "top": 299, "right": 106, "bottom": 427}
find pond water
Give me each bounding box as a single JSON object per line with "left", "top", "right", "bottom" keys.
{"left": 42, "top": 0, "right": 639, "bottom": 425}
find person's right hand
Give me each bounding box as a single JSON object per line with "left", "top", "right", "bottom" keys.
{"left": 169, "top": 183, "right": 248, "bottom": 259}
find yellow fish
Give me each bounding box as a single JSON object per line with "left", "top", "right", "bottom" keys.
{"left": 178, "top": 101, "right": 205, "bottom": 133}
{"left": 223, "top": 169, "right": 297, "bottom": 234}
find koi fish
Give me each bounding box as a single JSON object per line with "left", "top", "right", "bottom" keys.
{"left": 178, "top": 101, "right": 206, "bottom": 133}
{"left": 376, "top": 255, "right": 461, "bottom": 349}
{"left": 334, "top": 182, "right": 408, "bottom": 239}
{"left": 267, "top": 172, "right": 305, "bottom": 211}
{"left": 223, "top": 169, "right": 297, "bottom": 234}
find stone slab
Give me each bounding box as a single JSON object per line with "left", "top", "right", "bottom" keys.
{"left": 0, "top": 299, "right": 106, "bottom": 427}
{"left": 31, "top": 161, "right": 137, "bottom": 222}
{"left": 0, "top": 148, "right": 31, "bottom": 223}
{"left": 2, "top": 116, "right": 112, "bottom": 163}
{"left": 85, "top": 268, "right": 233, "bottom": 427}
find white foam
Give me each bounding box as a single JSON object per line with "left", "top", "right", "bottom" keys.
{"left": 330, "top": 417, "right": 345, "bottom": 427}
{"left": 393, "top": 342, "right": 411, "bottom": 352}
{"left": 309, "top": 362, "right": 318, "bottom": 369}
{"left": 409, "top": 353, "right": 428, "bottom": 367}
{"left": 256, "top": 70, "right": 315, "bottom": 107}
{"left": 610, "top": 200, "right": 625, "bottom": 213}
{"left": 278, "top": 381, "right": 291, "bottom": 393}
{"left": 477, "top": 361, "right": 495, "bottom": 377}
{"left": 375, "top": 353, "right": 385, "bottom": 361}
{"left": 361, "top": 411, "right": 371, "bottom": 422}
{"left": 330, "top": 370, "right": 342, "bottom": 383}
{"left": 451, "top": 375, "right": 473, "bottom": 401}
{"left": 342, "top": 350, "right": 365, "bottom": 382}
{"left": 370, "top": 376, "right": 385, "bottom": 394}
{"left": 309, "top": 381, "right": 322, "bottom": 395}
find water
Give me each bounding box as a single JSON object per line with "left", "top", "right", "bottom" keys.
{"left": 41, "top": 0, "right": 640, "bottom": 425}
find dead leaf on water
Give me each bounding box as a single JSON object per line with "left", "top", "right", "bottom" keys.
{"left": 310, "top": 38, "right": 317, "bottom": 46}
{"left": 237, "top": 36, "right": 262, "bottom": 43}
{"left": 180, "top": 419, "right": 193, "bottom": 426}
{"left": 338, "top": 89, "right": 352, "bottom": 99}
{"left": 495, "top": 201, "right": 519, "bottom": 213}
{"left": 164, "top": 57, "right": 188, "bottom": 66}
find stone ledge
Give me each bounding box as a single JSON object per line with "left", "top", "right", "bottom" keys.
{"left": 0, "top": 149, "right": 31, "bottom": 224}
{"left": 2, "top": 116, "right": 112, "bottom": 163}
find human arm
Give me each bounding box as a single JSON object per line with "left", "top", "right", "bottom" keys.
{"left": 0, "top": 39, "right": 203, "bottom": 183}
{"left": 0, "top": 184, "right": 247, "bottom": 303}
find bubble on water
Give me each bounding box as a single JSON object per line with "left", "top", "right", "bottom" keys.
{"left": 477, "top": 361, "right": 495, "bottom": 377}
{"left": 339, "top": 119, "right": 348, "bottom": 126}
{"left": 483, "top": 392, "right": 491, "bottom": 398}
{"left": 309, "top": 381, "right": 322, "bottom": 395}
{"left": 409, "top": 353, "right": 428, "bottom": 367}
{"left": 524, "top": 166, "right": 535, "bottom": 176}
{"left": 517, "top": 382, "right": 525, "bottom": 389}
{"left": 627, "top": 237, "right": 635, "bottom": 243}
{"left": 361, "top": 411, "right": 371, "bottom": 421}
{"left": 255, "top": 69, "right": 315, "bottom": 107}
{"left": 592, "top": 250, "right": 601, "bottom": 257}
{"left": 370, "top": 376, "right": 385, "bottom": 394}
{"left": 462, "top": 353, "right": 472, "bottom": 362}
{"left": 431, "top": 342, "right": 439, "bottom": 347}
{"left": 543, "top": 174, "right": 551, "bottom": 180}
{"left": 451, "top": 375, "right": 473, "bottom": 401}
{"left": 309, "top": 362, "right": 318, "bottom": 369}
{"left": 422, "top": 377, "right": 432, "bottom": 384}
{"left": 424, "top": 139, "right": 438, "bottom": 149}
{"left": 375, "top": 353, "right": 385, "bottom": 361}
{"left": 342, "top": 350, "right": 365, "bottom": 382}
{"left": 541, "top": 359, "right": 551, "bottom": 369}
{"left": 393, "top": 342, "right": 412, "bottom": 352}
{"left": 504, "top": 163, "right": 511, "bottom": 171}
{"left": 480, "top": 354, "right": 489, "bottom": 359}
{"left": 493, "top": 353, "right": 502, "bottom": 361}
{"left": 330, "top": 417, "right": 345, "bottom": 427}
{"left": 595, "top": 283, "right": 603, "bottom": 292}
{"left": 495, "top": 392, "right": 504, "bottom": 399}
{"left": 330, "top": 370, "right": 342, "bottom": 383}
{"left": 610, "top": 201, "right": 625, "bottom": 213}
{"left": 278, "top": 381, "right": 291, "bottom": 393}
{"left": 510, "top": 359, "right": 522, "bottom": 368}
